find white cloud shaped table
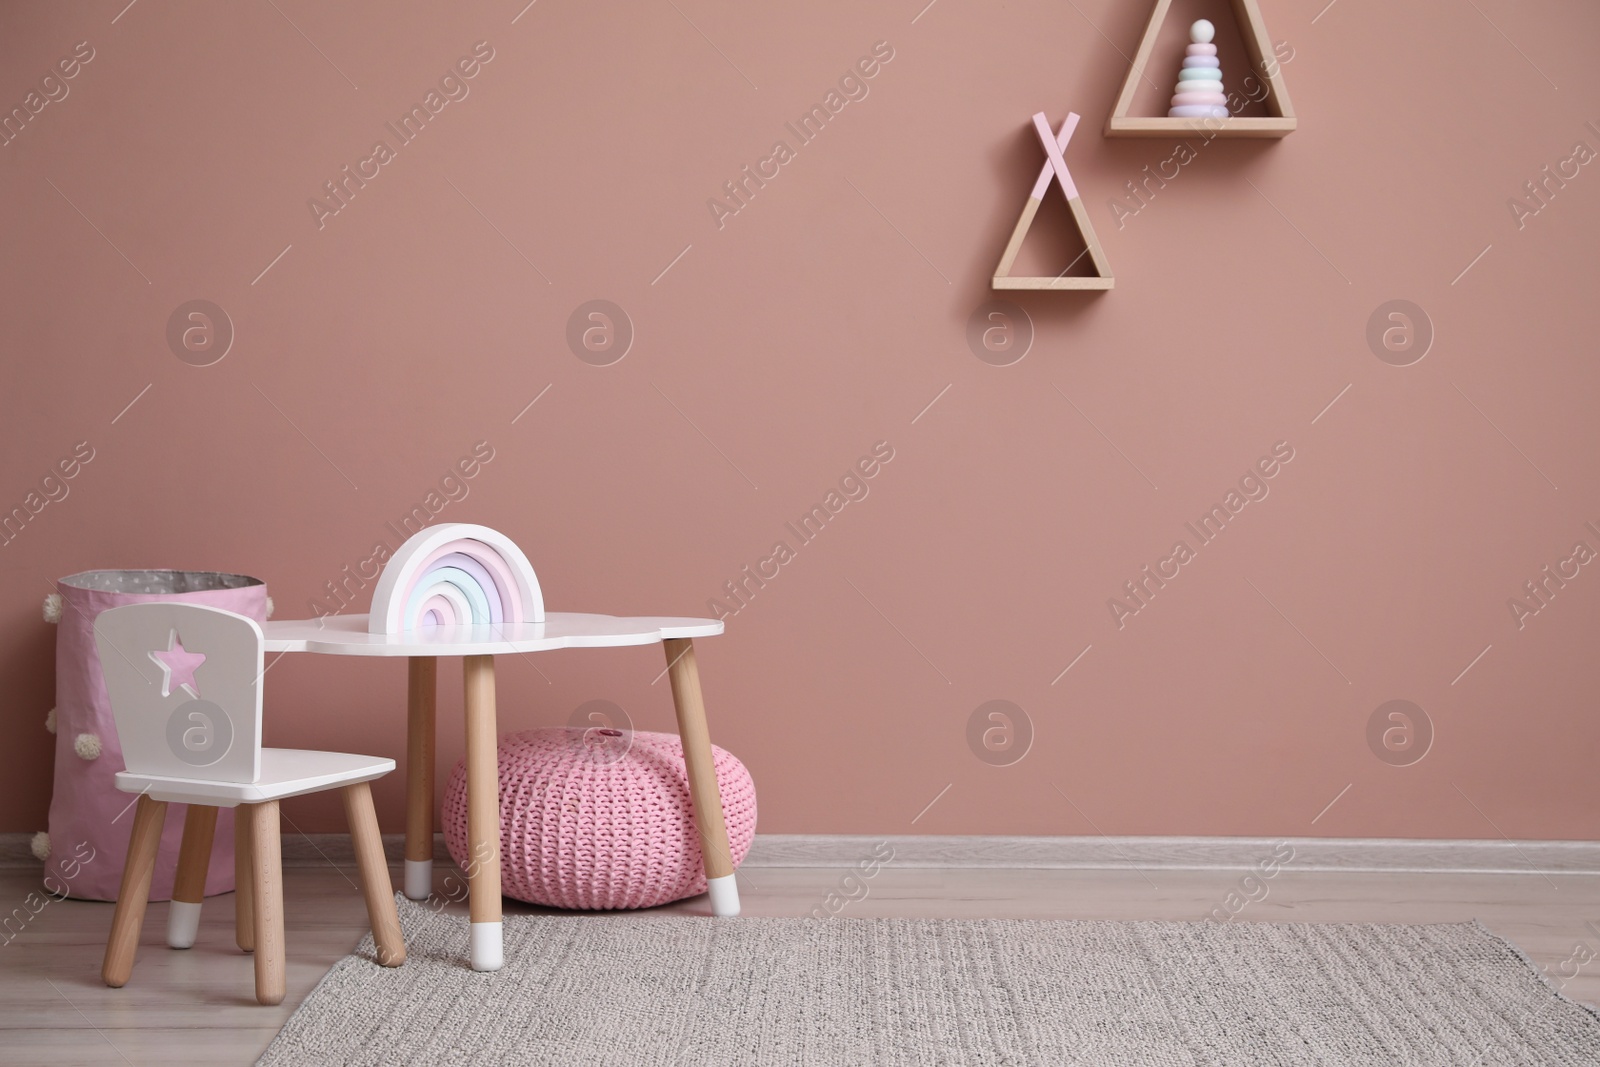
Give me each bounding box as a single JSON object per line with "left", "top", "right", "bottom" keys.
{"left": 262, "top": 610, "right": 732, "bottom": 973}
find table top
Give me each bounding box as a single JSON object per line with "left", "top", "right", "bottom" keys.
{"left": 262, "top": 612, "right": 723, "bottom": 657}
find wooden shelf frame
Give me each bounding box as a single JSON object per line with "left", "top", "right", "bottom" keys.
{"left": 992, "top": 112, "right": 1114, "bottom": 292}
{"left": 1105, "top": 0, "right": 1296, "bottom": 139}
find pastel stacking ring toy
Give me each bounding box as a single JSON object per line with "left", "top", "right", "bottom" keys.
{"left": 365, "top": 523, "right": 543, "bottom": 635}
{"left": 441, "top": 728, "right": 757, "bottom": 911}
{"left": 1169, "top": 19, "right": 1230, "bottom": 119}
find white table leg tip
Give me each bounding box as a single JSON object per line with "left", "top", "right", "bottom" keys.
{"left": 470, "top": 921, "right": 503, "bottom": 971}
{"left": 404, "top": 859, "right": 433, "bottom": 900}
{"left": 707, "top": 874, "right": 740, "bottom": 917}
{"left": 167, "top": 899, "right": 202, "bottom": 949}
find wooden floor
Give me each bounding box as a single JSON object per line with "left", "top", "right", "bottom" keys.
{"left": 4, "top": 862, "right": 1599, "bottom": 1065}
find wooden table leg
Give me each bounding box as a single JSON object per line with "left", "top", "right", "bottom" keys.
{"left": 102, "top": 794, "right": 168, "bottom": 987}
{"left": 343, "top": 781, "right": 406, "bottom": 967}
{"left": 405, "top": 656, "right": 437, "bottom": 901}
{"left": 247, "top": 801, "right": 286, "bottom": 1006}
{"left": 234, "top": 804, "right": 254, "bottom": 952}
{"left": 663, "top": 638, "right": 740, "bottom": 917}
{"left": 463, "top": 654, "right": 503, "bottom": 971}
{"left": 168, "top": 804, "right": 217, "bottom": 949}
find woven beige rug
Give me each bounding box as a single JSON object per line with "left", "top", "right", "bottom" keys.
{"left": 259, "top": 897, "right": 1600, "bottom": 1065}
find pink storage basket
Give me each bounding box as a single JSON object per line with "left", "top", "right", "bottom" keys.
{"left": 41, "top": 570, "right": 268, "bottom": 902}
{"left": 442, "top": 727, "right": 756, "bottom": 910}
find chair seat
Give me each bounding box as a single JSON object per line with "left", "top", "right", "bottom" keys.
{"left": 116, "top": 748, "right": 394, "bottom": 806}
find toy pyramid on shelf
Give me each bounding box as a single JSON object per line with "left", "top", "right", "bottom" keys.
{"left": 1167, "top": 20, "right": 1229, "bottom": 120}
{"left": 1105, "top": 0, "right": 1295, "bottom": 138}
{"left": 992, "top": 112, "right": 1113, "bottom": 291}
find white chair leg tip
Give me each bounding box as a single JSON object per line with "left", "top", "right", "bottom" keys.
{"left": 404, "top": 859, "right": 433, "bottom": 901}
{"left": 469, "top": 921, "right": 503, "bottom": 972}
{"left": 707, "top": 874, "right": 740, "bottom": 917}
{"left": 167, "top": 899, "right": 203, "bottom": 949}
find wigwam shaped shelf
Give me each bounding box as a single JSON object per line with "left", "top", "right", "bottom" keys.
{"left": 1106, "top": 0, "right": 1295, "bottom": 138}
{"left": 992, "top": 112, "right": 1113, "bottom": 291}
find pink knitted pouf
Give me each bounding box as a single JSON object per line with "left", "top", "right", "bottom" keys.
{"left": 441, "top": 727, "right": 756, "bottom": 910}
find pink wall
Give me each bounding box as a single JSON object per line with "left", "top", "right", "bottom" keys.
{"left": 4, "top": 0, "right": 1599, "bottom": 840}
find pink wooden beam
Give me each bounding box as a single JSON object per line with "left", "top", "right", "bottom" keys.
{"left": 1030, "top": 111, "right": 1080, "bottom": 201}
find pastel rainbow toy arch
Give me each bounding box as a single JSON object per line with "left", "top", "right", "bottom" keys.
{"left": 367, "top": 523, "right": 544, "bottom": 635}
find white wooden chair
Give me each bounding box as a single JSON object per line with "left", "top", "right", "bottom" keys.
{"left": 93, "top": 602, "right": 405, "bottom": 1005}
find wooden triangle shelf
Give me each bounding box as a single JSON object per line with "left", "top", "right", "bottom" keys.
{"left": 1105, "top": 0, "right": 1295, "bottom": 139}
{"left": 992, "top": 112, "right": 1114, "bottom": 291}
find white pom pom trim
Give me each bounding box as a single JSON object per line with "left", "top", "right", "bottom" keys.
{"left": 45, "top": 707, "right": 57, "bottom": 735}
{"left": 30, "top": 831, "right": 50, "bottom": 861}
{"left": 73, "top": 732, "right": 102, "bottom": 760}
{"left": 42, "top": 593, "right": 62, "bottom": 624}
{"left": 265, "top": 595, "right": 275, "bottom": 620}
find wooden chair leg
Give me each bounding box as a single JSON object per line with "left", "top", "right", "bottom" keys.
{"left": 102, "top": 794, "right": 168, "bottom": 987}
{"left": 404, "top": 656, "right": 437, "bottom": 901}
{"left": 235, "top": 803, "right": 254, "bottom": 953}
{"left": 343, "top": 781, "right": 406, "bottom": 967}
{"left": 168, "top": 804, "right": 217, "bottom": 949}
{"left": 463, "top": 654, "right": 503, "bottom": 971}
{"left": 246, "top": 802, "right": 286, "bottom": 1006}
{"left": 663, "top": 638, "right": 740, "bottom": 917}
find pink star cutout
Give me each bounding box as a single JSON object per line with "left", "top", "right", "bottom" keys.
{"left": 149, "top": 631, "right": 206, "bottom": 697}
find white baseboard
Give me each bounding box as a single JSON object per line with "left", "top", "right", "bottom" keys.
{"left": 744, "top": 835, "right": 1600, "bottom": 875}
{"left": 6, "top": 832, "right": 1597, "bottom": 875}
{"left": 0, "top": 831, "right": 451, "bottom": 870}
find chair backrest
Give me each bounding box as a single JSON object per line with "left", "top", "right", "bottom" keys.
{"left": 93, "top": 602, "right": 263, "bottom": 784}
